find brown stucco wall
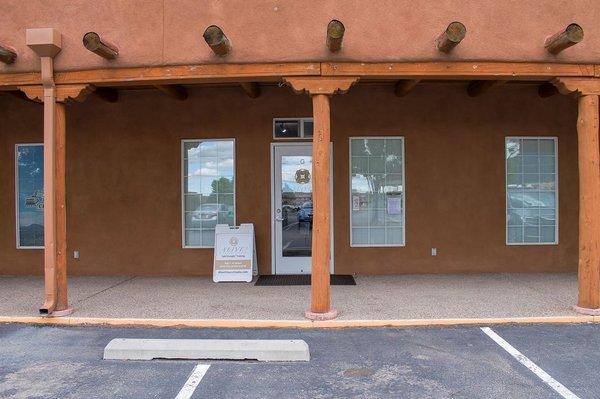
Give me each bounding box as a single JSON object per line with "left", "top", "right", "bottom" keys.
{"left": 0, "top": 83, "right": 578, "bottom": 276}
{"left": 1, "top": 0, "right": 599, "bottom": 74}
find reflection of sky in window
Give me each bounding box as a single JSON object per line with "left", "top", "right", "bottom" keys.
{"left": 184, "top": 140, "right": 234, "bottom": 195}
{"left": 281, "top": 156, "right": 312, "bottom": 193}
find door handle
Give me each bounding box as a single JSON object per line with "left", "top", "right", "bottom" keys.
{"left": 275, "top": 208, "right": 284, "bottom": 221}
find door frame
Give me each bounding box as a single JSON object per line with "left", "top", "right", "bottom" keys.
{"left": 270, "top": 142, "right": 334, "bottom": 275}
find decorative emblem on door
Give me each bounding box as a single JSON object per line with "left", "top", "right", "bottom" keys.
{"left": 295, "top": 169, "right": 311, "bottom": 184}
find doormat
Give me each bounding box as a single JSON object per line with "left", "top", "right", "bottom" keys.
{"left": 255, "top": 274, "right": 356, "bottom": 286}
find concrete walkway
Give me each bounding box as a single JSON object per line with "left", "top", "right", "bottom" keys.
{"left": 0, "top": 273, "right": 580, "bottom": 320}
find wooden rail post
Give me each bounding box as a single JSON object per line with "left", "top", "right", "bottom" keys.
{"left": 553, "top": 77, "right": 600, "bottom": 315}
{"left": 283, "top": 76, "right": 358, "bottom": 320}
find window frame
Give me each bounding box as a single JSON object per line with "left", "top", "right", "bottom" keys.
{"left": 181, "top": 138, "right": 236, "bottom": 249}
{"left": 505, "top": 136, "right": 559, "bottom": 246}
{"left": 348, "top": 136, "right": 406, "bottom": 248}
{"left": 15, "top": 143, "right": 45, "bottom": 250}
{"left": 272, "top": 117, "right": 314, "bottom": 140}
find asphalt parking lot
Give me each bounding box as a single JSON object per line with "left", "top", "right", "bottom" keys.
{"left": 0, "top": 323, "right": 598, "bottom": 398}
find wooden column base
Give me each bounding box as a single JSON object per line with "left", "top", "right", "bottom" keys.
{"left": 573, "top": 306, "right": 600, "bottom": 316}
{"left": 304, "top": 308, "right": 339, "bottom": 321}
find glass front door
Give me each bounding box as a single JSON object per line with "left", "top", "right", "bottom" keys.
{"left": 273, "top": 144, "right": 313, "bottom": 274}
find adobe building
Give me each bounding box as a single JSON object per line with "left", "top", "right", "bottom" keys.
{"left": 1, "top": 1, "right": 600, "bottom": 320}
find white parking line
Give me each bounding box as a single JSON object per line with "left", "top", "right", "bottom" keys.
{"left": 480, "top": 327, "right": 580, "bottom": 399}
{"left": 175, "top": 364, "right": 210, "bottom": 399}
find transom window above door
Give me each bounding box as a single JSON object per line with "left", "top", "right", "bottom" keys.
{"left": 273, "top": 118, "right": 313, "bottom": 139}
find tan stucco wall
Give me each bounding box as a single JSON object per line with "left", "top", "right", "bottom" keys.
{"left": 1, "top": 0, "right": 599, "bottom": 74}
{"left": 0, "top": 83, "right": 578, "bottom": 276}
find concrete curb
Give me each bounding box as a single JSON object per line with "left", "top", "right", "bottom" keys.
{"left": 1, "top": 315, "right": 598, "bottom": 329}
{"left": 104, "top": 338, "right": 310, "bottom": 361}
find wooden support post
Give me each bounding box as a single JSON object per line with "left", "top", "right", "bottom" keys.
{"left": 394, "top": 79, "right": 420, "bottom": 97}
{"left": 326, "top": 20, "right": 345, "bottom": 53}
{"left": 240, "top": 82, "right": 261, "bottom": 98}
{"left": 545, "top": 24, "right": 584, "bottom": 55}
{"left": 54, "top": 102, "right": 69, "bottom": 313}
{"left": 154, "top": 84, "right": 188, "bottom": 101}
{"left": 575, "top": 94, "right": 600, "bottom": 313}
{"left": 309, "top": 93, "right": 333, "bottom": 317}
{"left": 467, "top": 80, "right": 506, "bottom": 97}
{"left": 283, "top": 76, "right": 358, "bottom": 320}
{"left": 435, "top": 22, "right": 466, "bottom": 53}
{"left": 553, "top": 77, "right": 600, "bottom": 315}
{"left": 0, "top": 42, "right": 17, "bottom": 64}
{"left": 83, "top": 32, "right": 119, "bottom": 60}
{"left": 203, "top": 25, "right": 231, "bottom": 57}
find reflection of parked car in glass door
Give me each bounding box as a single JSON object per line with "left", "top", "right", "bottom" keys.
{"left": 298, "top": 201, "right": 313, "bottom": 224}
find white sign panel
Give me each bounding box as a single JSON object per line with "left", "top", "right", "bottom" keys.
{"left": 213, "top": 223, "right": 257, "bottom": 283}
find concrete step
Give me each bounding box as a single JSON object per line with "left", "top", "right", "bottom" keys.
{"left": 103, "top": 338, "right": 310, "bottom": 362}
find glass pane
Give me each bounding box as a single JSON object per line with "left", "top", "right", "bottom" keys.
{"left": 505, "top": 138, "right": 557, "bottom": 244}
{"left": 303, "top": 120, "right": 314, "bottom": 137}
{"left": 350, "top": 138, "right": 404, "bottom": 246}
{"left": 182, "top": 140, "right": 235, "bottom": 247}
{"left": 281, "top": 155, "right": 312, "bottom": 257}
{"left": 17, "top": 145, "right": 44, "bottom": 247}
{"left": 274, "top": 120, "right": 300, "bottom": 138}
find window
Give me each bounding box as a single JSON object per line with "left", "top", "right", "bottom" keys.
{"left": 350, "top": 137, "right": 405, "bottom": 246}
{"left": 506, "top": 137, "right": 558, "bottom": 245}
{"left": 16, "top": 144, "right": 44, "bottom": 248}
{"left": 182, "top": 139, "right": 235, "bottom": 248}
{"left": 273, "top": 118, "right": 313, "bottom": 139}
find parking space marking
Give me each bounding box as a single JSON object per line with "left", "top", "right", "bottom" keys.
{"left": 175, "top": 364, "right": 210, "bottom": 399}
{"left": 481, "top": 327, "right": 580, "bottom": 399}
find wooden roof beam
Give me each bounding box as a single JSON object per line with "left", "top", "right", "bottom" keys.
{"left": 154, "top": 84, "right": 188, "bottom": 100}
{"left": 0, "top": 42, "right": 17, "bottom": 64}
{"left": 83, "top": 32, "right": 118, "bottom": 60}
{"left": 545, "top": 24, "right": 583, "bottom": 55}
{"left": 467, "top": 80, "right": 506, "bottom": 97}
{"left": 436, "top": 22, "right": 466, "bottom": 53}
{"left": 394, "top": 79, "right": 420, "bottom": 97}
{"left": 203, "top": 25, "right": 231, "bottom": 57}
{"left": 326, "top": 20, "right": 345, "bottom": 53}
{"left": 240, "top": 82, "right": 261, "bottom": 98}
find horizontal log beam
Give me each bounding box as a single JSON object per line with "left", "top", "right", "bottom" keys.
{"left": 1, "top": 62, "right": 598, "bottom": 89}
{"left": 545, "top": 24, "right": 584, "bottom": 55}
{"left": 203, "top": 25, "right": 231, "bottom": 57}
{"left": 322, "top": 62, "right": 597, "bottom": 81}
{"left": 394, "top": 79, "right": 420, "bottom": 97}
{"left": 154, "top": 84, "right": 188, "bottom": 100}
{"left": 0, "top": 43, "right": 17, "bottom": 64}
{"left": 326, "top": 20, "right": 345, "bottom": 53}
{"left": 240, "top": 82, "right": 260, "bottom": 98}
{"left": 436, "top": 22, "right": 466, "bottom": 53}
{"left": 83, "top": 32, "right": 119, "bottom": 60}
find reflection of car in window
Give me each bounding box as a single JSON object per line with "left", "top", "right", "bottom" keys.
{"left": 191, "top": 203, "right": 230, "bottom": 226}
{"left": 507, "top": 192, "right": 555, "bottom": 226}
{"left": 298, "top": 201, "right": 313, "bottom": 223}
